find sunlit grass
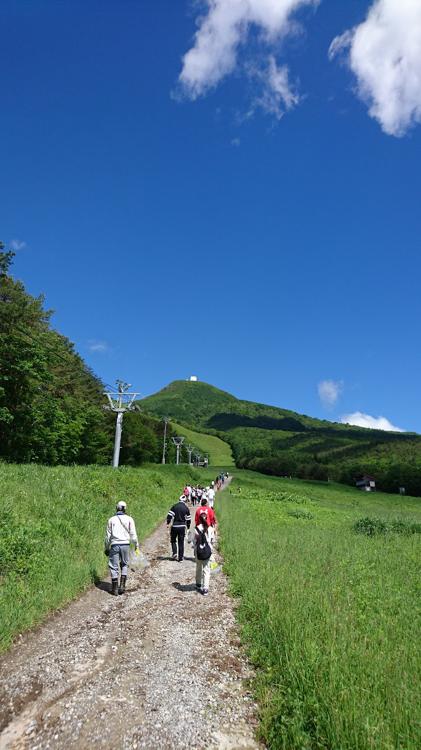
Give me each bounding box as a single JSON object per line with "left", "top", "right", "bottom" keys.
{"left": 172, "top": 421, "right": 234, "bottom": 466}
{"left": 0, "top": 462, "right": 197, "bottom": 651}
{"left": 219, "top": 471, "right": 421, "bottom": 749}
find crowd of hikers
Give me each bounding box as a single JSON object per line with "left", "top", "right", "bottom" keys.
{"left": 104, "top": 473, "right": 229, "bottom": 597}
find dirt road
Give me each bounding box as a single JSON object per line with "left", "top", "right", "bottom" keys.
{"left": 0, "top": 500, "right": 260, "bottom": 750}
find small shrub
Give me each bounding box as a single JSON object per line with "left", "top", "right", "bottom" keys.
{"left": 354, "top": 516, "right": 421, "bottom": 536}
{"left": 287, "top": 509, "right": 313, "bottom": 520}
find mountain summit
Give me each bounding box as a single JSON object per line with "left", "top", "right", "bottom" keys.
{"left": 142, "top": 380, "right": 421, "bottom": 495}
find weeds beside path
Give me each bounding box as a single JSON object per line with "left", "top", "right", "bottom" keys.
{"left": 0, "top": 485, "right": 260, "bottom": 750}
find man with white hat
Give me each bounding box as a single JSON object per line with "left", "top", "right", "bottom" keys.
{"left": 104, "top": 501, "right": 139, "bottom": 596}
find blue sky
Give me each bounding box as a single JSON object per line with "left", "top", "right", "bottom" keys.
{"left": 2, "top": 0, "right": 421, "bottom": 432}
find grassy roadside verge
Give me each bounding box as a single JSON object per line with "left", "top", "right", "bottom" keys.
{"left": 217, "top": 471, "right": 421, "bottom": 750}
{"left": 0, "top": 462, "right": 199, "bottom": 652}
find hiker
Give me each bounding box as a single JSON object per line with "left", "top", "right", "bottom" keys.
{"left": 166, "top": 495, "right": 191, "bottom": 561}
{"left": 194, "top": 497, "right": 216, "bottom": 528}
{"left": 194, "top": 511, "right": 215, "bottom": 596}
{"left": 207, "top": 485, "right": 215, "bottom": 508}
{"left": 104, "top": 501, "right": 139, "bottom": 596}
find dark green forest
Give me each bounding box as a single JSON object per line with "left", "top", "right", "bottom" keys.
{"left": 0, "top": 243, "right": 173, "bottom": 466}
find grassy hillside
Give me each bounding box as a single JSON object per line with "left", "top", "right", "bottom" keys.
{"left": 218, "top": 471, "right": 421, "bottom": 749}
{"left": 0, "top": 462, "right": 199, "bottom": 652}
{"left": 142, "top": 381, "right": 421, "bottom": 495}
{"left": 171, "top": 421, "right": 234, "bottom": 466}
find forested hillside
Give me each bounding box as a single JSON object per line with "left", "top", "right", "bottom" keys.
{"left": 142, "top": 380, "right": 421, "bottom": 495}
{"left": 0, "top": 243, "right": 169, "bottom": 466}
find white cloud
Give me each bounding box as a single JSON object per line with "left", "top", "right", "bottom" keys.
{"left": 329, "top": 0, "right": 421, "bottom": 137}
{"left": 10, "top": 239, "right": 26, "bottom": 251}
{"left": 178, "top": 0, "right": 318, "bottom": 115}
{"left": 341, "top": 411, "right": 404, "bottom": 432}
{"left": 247, "top": 55, "right": 300, "bottom": 119}
{"left": 318, "top": 379, "right": 343, "bottom": 408}
{"left": 88, "top": 340, "right": 109, "bottom": 353}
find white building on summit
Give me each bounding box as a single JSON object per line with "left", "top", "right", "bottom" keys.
{"left": 189, "top": 375, "right": 198, "bottom": 381}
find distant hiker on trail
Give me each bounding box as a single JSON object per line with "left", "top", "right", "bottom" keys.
{"left": 104, "top": 501, "right": 139, "bottom": 596}
{"left": 166, "top": 495, "right": 191, "bottom": 562}
{"left": 207, "top": 485, "right": 215, "bottom": 508}
{"left": 194, "top": 497, "right": 216, "bottom": 528}
{"left": 194, "top": 511, "right": 215, "bottom": 596}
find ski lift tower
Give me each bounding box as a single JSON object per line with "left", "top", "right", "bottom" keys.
{"left": 162, "top": 417, "right": 170, "bottom": 464}
{"left": 186, "top": 444, "right": 194, "bottom": 465}
{"left": 104, "top": 380, "right": 139, "bottom": 468}
{"left": 172, "top": 436, "right": 185, "bottom": 465}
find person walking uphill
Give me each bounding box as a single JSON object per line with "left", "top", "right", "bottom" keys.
{"left": 105, "top": 501, "right": 139, "bottom": 596}
{"left": 194, "top": 511, "right": 215, "bottom": 596}
{"left": 166, "top": 495, "right": 191, "bottom": 562}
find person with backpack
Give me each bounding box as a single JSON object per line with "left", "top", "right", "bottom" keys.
{"left": 194, "top": 497, "right": 216, "bottom": 528}
{"left": 166, "top": 495, "right": 191, "bottom": 562}
{"left": 194, "top": 511, "right": 215, "bottom": 596}
{"left": 104, "top": 501, "right": 139, "bottom": 596}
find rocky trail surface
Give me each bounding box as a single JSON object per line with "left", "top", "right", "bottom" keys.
{"left": 0, "top": 489, "right": 261, "bottom": 750}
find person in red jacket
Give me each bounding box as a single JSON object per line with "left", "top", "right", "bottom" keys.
{"left": 194, "top": 497, "right": 216, "bottom": 528}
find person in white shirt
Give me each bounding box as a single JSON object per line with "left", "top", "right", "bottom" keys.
{"left": 104, "top": 501, "right": 139, "bottom": 596}
{"left": 207, "top": 486, "right": 215, "bottom": 508}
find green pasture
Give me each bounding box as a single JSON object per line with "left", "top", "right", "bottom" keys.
{"left": 218, "top": 471, "right": 421, "bottom": 750}
{"left": 0, "top": 462, "right": 198, "bottom": 652}
{"left": 172, "top": 421, "right": 234, "bottom": 466}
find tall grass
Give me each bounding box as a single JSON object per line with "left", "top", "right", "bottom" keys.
{"left": 218, "top": 472, "right": 421, "bottom": 749}
{"left": 0, "top": 462, "right": 198, "bottom": 652}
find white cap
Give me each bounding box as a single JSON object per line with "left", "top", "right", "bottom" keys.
{"left": 116, "top": 501, "right": 127, "bottom": 511}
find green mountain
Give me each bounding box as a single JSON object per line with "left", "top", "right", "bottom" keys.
{"left": 142, "top": 380, "right": 421, "bottom": 495}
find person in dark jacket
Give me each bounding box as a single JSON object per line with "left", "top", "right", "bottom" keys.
{"left": 166, "top": 495, "right": 191, "bottom": 562}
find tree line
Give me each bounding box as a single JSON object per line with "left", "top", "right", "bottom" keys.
{"left": 0, "top": 243, "right": 175, "bottom": 466}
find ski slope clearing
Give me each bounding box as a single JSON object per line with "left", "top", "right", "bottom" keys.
{"left": 171, "top": 421, "right": 235, "bottom": 466}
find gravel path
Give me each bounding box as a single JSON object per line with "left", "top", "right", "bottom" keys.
{"left": 0, "top": 490, "right": 261, "bottom": 750}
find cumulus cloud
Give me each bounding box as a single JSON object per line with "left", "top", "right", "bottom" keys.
{"left": 10, "top": 239, "right": 26, "bottom": 251}
{"left": 341, "top": 411, "right": 404, "bottom": 432}
{"left": 318, "top": 379, "right": 343, "bottom": 408}
{"left": 329, "top": 0, "right": 421, "bottom": 137}
{"left": 88, "top": 340, "right": 109, "bottom": 353}
{"left": 178, "top": 0, "right": 318, "bottom": 116}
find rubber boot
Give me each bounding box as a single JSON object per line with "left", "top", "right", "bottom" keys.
{"left": 111, "top": 579, "right": 118, "bottom": 596}
{"left": 118, "top": 575, "right": 127, "bottom": 595}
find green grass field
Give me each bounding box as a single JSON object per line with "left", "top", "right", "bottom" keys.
{"left": 217, "top": 471, "right": 421, "bottom": 750}
{"left": 2, "top": 462, "right": 420, "bottom": 749}
{"left": 172, "top": 421, "right": 234, "bottom": 466}
{"left": 0, "top": 462, "right": 198, "bottom": 652}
